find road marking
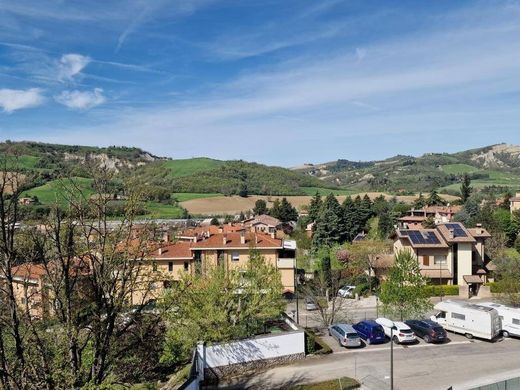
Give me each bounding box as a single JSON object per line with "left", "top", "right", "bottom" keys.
{"left": 333, "top": 340, "right": 475, "bottom": 354}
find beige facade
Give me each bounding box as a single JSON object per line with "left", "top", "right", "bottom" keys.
{"left": 511, "top": 193, "right": 520, "bottom": 213}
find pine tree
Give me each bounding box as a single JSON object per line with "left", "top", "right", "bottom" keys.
{"left": 413, "top": 193, "right": 427, "bottom": 209}
{"left": 460, "top": 173, "right": 472, "bottom": 203}
{"left": 308, "top": 192, "right": 323, "bottom": 222}
{"left": 342, "top": 196, "right": 356, "bottom": 242}
{"left": 312, "top": 194, "right": 344, "bottom": 248}
{"left": 253, "top": 199, "right": 268, "bottom": 215}
{"left": 426, "top": 189, "right": 445, "bottom": 206}
{"left": 378, "top": 206, "right": 395, "bottom": 239}
{"left": 278, "top": 197, "right": 298, "bottom": 222}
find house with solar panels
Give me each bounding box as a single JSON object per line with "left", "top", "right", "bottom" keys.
{"left": 392, "top": 222, "right": 492, "bottom": 291}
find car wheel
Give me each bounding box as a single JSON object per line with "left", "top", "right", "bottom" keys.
{"left": 465, "top": 333, "right": 473, "bottom": 340}
{"left": 366, "top": 338, "right": 371, "bottom": 345}
{"left": 503, "top": 331, "right": 510, "bottom": 338}
{"left": 393, "top": 336, "right": 399, "bottom": 344}
{"left": 424, "top": 335, "right": 431, "bottom": 343}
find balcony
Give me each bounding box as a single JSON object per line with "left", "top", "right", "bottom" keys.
{"left": 277, "top": 258, "right": 295, "bottom": 269}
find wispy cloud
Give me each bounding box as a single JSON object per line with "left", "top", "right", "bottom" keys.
{"left": 55, "top": 88, "right": 106, "bottom": 110}
{"left": 58, "top": 53, "right": 91, "bottom": 82}
{"left": 0, "top": 88, "right": 44, "bottom": 113}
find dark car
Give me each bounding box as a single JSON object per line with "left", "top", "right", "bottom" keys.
{"left": 405, "top": 320, "right": 447, "bottom": 343}
{"left": 353, "top": 320, "right": 386, "bottom": 345}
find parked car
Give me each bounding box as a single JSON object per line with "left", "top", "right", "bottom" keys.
{"left": 405, "top": 320, "right": 447, "bottom": 343}
{"left": 479, "top": 302, "right": 520, "bottom": 338}
{"left": 338, "top": 285, "right": 356, "bottom": 298}
{"left": 305, "top": 297, "right": 319, "bottom": 311}
{"left": 431, "top": 301, "right": 501, "bottom": 340}
{"left": 352, "top": 320, "right": 386, "bottom": 345}
{"left": 375, "top": 318, "right": 417, "bottom": 344}
{"left": 328, "top": 324, "right": 362, "bottom": 348}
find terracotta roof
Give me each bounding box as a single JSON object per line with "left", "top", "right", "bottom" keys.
{"left": 246, "top": 214, "right": 281, "bottom": 227}
{"left": 191, "top": 232, "right": 282, "bottom": 249}
{"left": 463, "top": 275, "right": 484, "bottom": 284}
{"left": 436, "top": 223, "right": 476, "bottom": 243}
{"left": 11, "top": 263, "right": 46, "bottom": 281}
{"left": 421, "top": 269, "right": 452, "bottom": 278}
{"left": 467, "top": 227, "right": 492, "bottom": 239}
{"left": 423, "top": 205, "right": 462, "bottom": 214}
{"left": 151, "top": 241, "right": 193, "bottom": 259}
{"left": 370, "top": 254, "right": 395, "bottom": 269}
{"left": 398, "top": 216, "right": 427, "bottom": 222}
{"left": 178, "top": 224, "right": 244, "bottom": 238}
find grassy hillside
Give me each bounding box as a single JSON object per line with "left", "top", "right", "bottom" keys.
{"left": 22, "top": 177, "right": 95, "bottom": 205}
{"left": 294, "top": 144, "right": 520, "bottom": 194}
{"left": 163, "top": 158, "right": 224, "bottom": 177}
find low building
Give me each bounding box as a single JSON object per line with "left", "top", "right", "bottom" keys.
{"left": 398, "top": 205, "right": 462, "bottom": 229}
{"left": 510, "top": 193, "right": 520, "bottom": 213}
{"left": 392, "top": 222, "right": 492, "bottom": 292}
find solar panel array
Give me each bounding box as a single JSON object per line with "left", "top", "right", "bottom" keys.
{"left": 444, "top": 223, "right": 467, "bottom": 237}
{"left": 401, "top": 230, "right": 440, "bottom": 245}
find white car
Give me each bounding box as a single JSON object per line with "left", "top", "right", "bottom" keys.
{"left": 376, "top": 317, "right": 417, "bottom": 344}
{"left": 338, "top": 285, "right": 356, "bottom": 298}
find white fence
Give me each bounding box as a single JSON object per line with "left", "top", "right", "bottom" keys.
{"left": 197, "top": 330, "right": 305, "bottom": 369}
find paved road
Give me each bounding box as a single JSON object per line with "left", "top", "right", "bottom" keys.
{"left": 222, "top": 335, "right": 520, "bottom": 390}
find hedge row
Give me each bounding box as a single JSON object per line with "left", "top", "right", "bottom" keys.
{"left": 423, "top": 285, "right": 459, "bottom": 297}
{"left": 304, "top": 330, "right": 332, "bottom": 355}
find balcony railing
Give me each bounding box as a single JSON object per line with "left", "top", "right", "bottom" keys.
{"left": 277, "top": 258, "right": 295, "bottom": 269}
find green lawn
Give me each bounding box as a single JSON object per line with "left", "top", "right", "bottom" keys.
{"left": 23, "top": 177, "right": 94, "bottom": 205}
{"left": 301, "top": 187, "right": 355, "bottom": 196}
{"left": 162, "top": 157, "right": 224, "bottom": 177}
{"left": 441, "top": 164, "right": 479, "bottom": 174}
{"left": 284, "top": 377, "right": 360, "bottom": 390}
{"left": 171, "top": 192, "right": 221, "bottom": 202}
{"left": 142, "top": 202, "right": 185, "bottom": 219}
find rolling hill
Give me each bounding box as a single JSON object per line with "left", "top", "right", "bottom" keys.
{"left": 293, "top": 144, "right": 520, "bottom": 194}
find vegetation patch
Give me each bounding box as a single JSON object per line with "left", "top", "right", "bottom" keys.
{"left": 283, "top": 377, "right": 360, "bottom": 390}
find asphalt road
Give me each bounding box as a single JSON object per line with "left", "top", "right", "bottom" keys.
{"left": 223, "top": 335, "right": 520, "bottom": 390}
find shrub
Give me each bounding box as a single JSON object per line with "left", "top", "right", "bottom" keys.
{"left": 304, "top": 330, "right": 332, "bottom": 355}
{"left": 423, "top": 285, "right": 459, "bottom": 297}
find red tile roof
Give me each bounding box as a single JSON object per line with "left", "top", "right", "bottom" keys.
{"left": 11, "top": 263, "right": 46, "bottom": 281}
{"left": 191, "top": 232, "right": 282, "bottom": 249}
{"left": 150, "top": 241, "right": 193, "bottom": 259}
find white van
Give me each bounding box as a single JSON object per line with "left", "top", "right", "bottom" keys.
{"left": 431, "top": 301, "right": 501, "bottom": 340}
{"left": 478, "top": 302, "right": 520, "bottom": 338}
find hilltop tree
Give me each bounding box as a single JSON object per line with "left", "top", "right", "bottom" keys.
{"left": 426, "top": 189, "right": 446, "bottom": 206}
{"left": 253, "top": 199, "right": 268, "bottom": 215}
{"left": 380, "top": 250, "right": 431, "bottom": 320}
{"left": 460, "top": 173, "right": 473, "bottom": 203}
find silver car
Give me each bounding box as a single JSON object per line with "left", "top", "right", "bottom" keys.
{"left": 328, "top": 324, "right": 362, "bottom": 348}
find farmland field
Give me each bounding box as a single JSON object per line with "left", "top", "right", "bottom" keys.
{"left": 23, "top": 177, "right": 94, "bottom": 204}
{"left": 171, "top": 192, "right": 221, "bottom": 202}
{"left": 162, "top": 158, "right": 224, "bottom": 177}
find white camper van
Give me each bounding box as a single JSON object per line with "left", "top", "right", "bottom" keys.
{"left": 478, "top": 302, "right": 520, "bottom": 338}
{"left": 431, "top": 301, "right": 501, "bottom": 340}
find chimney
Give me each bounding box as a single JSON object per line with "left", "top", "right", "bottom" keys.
{"left": 255, "top": 234, "right": 259, "bottom": 245}
{"left": 240, "top": 231, "right": 246, "bottom": 245}
{"left": 218, "top": 227, "right": 223, "bottom": 234}
{"left": 476, "top": 223, "right": 483, "bottom": 235}
{"left": 158, "top": 247, "right": 162, "bottom": 256}
{"left": 270, "top": 232, "right": 276, "bottom": 239}
{"left": 223, "top": 234, "right": 227, "bottom": 245}
{"left": 193, "top": 235, "right": 198, "bottom": 243}
{"left": 449, "top": 229, "right": 454, "bottom": 239}
{"left": 163, "top": 231, "right": 169, "bottom": 243}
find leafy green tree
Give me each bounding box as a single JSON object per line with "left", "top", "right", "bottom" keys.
{"left": 161, "top": 250, "right": 284, "bottom": 364}
{"left": 308, "top": 192, "right": 323, "bottom": 222}
{"left": 278, "top": 197, "right": 299, "bottom": 222}
{"left": 210, "top": 217, "right": 220, "bottom": 226}
{"left": 460, "top": 173, "right": 472, "bottom": 203}
{"left": 422, "top": 216, "right": 436, "bottom": 229}
{"left": 380, "top": 250, "right": 431, "bottom": 320}
{"left": 253, "top": 199, "right": 268, "bottom": 215}
{"left": 378, "top": 206, "right": 395, "bottom": 239}
{"left": 494, "top": 256, "right": 520, "bottom": 307}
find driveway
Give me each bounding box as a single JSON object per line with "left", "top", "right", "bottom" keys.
{"left": 221, "top": 336, "right": 520, "bottom": 390}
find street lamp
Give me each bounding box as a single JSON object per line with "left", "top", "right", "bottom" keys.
{"left": 294, "top": 259, "right": 299, "bottom": 324}
{"left": 390, "top": 325, "right": 396, "bottom": 390}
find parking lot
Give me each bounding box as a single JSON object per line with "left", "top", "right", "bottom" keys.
{"left": 320, "top": 328, "right": 483, "bottom": 353}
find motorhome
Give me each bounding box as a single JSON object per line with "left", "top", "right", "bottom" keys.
{"left": 478, "top": 302, "right": 520, "bottom": 338}
{"left": 431, "top": 301, "right": 501, "bottom": 340}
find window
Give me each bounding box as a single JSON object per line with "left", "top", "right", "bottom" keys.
{"left": 452, "top": 312, "right": 465, "bottom": 320}
{"left": 184, "top": 262, "right": 189, "bottom": 271}
{"left": 437, "top": 311, "right": 446, "bottom": 319}
{"left": 232, "top": 251, "right": 240, "bottom": 261}
{"left": 423, "top": 255, "right": 430, "bottom": 266}
{"left": 168, "top": 262, "right": 173, "bottom": 272}
{"left": 513, "top": 318, "right": 520, "bottom": 325}
{"left": 434, "top": 255, "right": 447, "bottom": 265}
{"left": 152, "top": 261, "right": 158, "bottom": 272}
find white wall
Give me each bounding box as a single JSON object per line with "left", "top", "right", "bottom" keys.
{"left": 197, "top": 331, "right": 305, "bottom": 368}
{"left": 457, "top": 243, "right": 473, "bottom": 285}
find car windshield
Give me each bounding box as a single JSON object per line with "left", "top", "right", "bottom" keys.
{"left": 347, "top": 333, "right": 359, "bottom": 339}
{"left": 401, "top": 329, "right": 413, "bottom": 334}
{"left": 374, "top": 329, "right": 384, "bottom": 337}
{"left": 433, "top": 327, "right": 445, "bottom": 333}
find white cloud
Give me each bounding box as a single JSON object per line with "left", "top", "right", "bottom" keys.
{"left": 55, "top": 88, "right": 106, "bottom": 110}
{"left": 0, "top": 88, "right": 44, "bottom": 113}
{"left": 58, "top": 53, "right": 90, "bottom": 81}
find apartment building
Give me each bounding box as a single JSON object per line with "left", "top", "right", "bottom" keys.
{"left": 392, "top": 222, "right": 491, "bottom": 290}
{"left": 511, "top": 193, "right": 520, "bottom": 213}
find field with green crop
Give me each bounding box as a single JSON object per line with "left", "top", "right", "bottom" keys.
{"left": 301, "top": 187, "right": 355, "bottom": 196}
{"left": 441, "top": 164, "right": 479, "bottom": 174}
{"left": 23, "top": 177, "right": 94, "bottom": 204}
{"left": 162, "top": 158, "right": 224, "bottom": 177}
{"left": 171, "top": 192, "right": 221, "bottom": 202}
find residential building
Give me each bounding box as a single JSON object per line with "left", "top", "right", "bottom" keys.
{"left": 510, "top": 193, "right": 520, "bottom": 213}
{"left": 7, "top": 263, "right": 49, "bottom": 319}
{"left": 392, "top": 222, "right": 492, "bottom": 291}
{"left": 243, "top": 214, "right": 282, "bottom": 234}
{"left": 398, "top": 205, "right": 462, "bottom": 229}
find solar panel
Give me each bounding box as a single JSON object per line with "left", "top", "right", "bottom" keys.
{"left": 404, "top": 230, "right": 440, "bottom": 245}
{"left": 445, "top": 223, "right": 467, "bottom": 237}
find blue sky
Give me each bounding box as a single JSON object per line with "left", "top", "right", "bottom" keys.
{"left": 1, "top": 0, "right": 520, "bottom": 166}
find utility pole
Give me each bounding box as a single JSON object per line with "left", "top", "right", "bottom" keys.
{"left": 294, "top": 260, "right": 299, "bottom": 324}
{"left": 390, "top": 326, "right": 394, "bottom": 390}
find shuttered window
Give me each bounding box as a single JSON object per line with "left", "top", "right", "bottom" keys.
{"left": 423, "top": 255, "right": 430, "bottom": 266}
